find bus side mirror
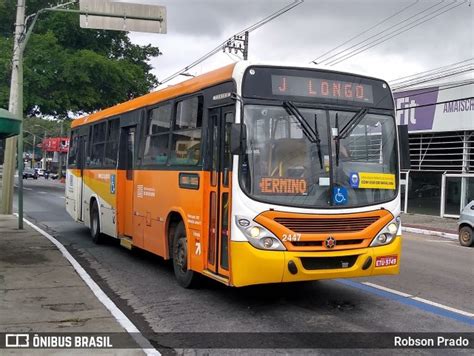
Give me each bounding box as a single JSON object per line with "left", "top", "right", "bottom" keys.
{"left": 231, "top": 123, "right": 247, "bottom": 155}
{"left": 398, "top": 124, "right": 410, "bottom": 170}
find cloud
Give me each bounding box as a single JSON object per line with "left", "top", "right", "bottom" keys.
{"left": 127, "top": 0, "right": 473, "bottom": 87}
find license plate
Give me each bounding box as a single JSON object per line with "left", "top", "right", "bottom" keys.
{"left": 375, "top": 255, "right": 398, "bottom": 267}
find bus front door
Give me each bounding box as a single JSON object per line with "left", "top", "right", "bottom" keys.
{"left": 207, "top": 106, "right": 234, "bottom": 277}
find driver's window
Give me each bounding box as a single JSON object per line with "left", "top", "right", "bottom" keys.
{"left": 170, "top": 96, "right": 203, "bottom": 166}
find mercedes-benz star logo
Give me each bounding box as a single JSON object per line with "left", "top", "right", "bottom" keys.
{"left": 325, "top": 236, "right": 336, "bottom": 249}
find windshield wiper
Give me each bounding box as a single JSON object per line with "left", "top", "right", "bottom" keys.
{"left": 334, "top": 108, "right": 368, "bottom": 166}
{"left": 283, "top": 101, "right": 323, "bottom": 169}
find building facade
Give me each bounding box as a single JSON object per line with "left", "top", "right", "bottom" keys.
{"left": 395, "top": 81, "right": 474, "bottom": 217}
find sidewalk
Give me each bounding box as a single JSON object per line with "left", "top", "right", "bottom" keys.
{"left": 0, "top": 214, "right": 147, "bottom": 354}
{"left": 401, "top": 212, "right": 458, "bottom": 235}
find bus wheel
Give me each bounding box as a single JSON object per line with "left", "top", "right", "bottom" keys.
{"left": 90, "top": 200, "right": 104, "bottom": 244}
{"left": 172, "top": 222, "right": 200, "bottom": 288}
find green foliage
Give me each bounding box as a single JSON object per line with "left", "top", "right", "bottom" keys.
{"left": 0, "top": 1, "right": 161, "bottom": 119}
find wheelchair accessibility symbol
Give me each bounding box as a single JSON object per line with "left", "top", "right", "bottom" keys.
{"left": 333, "top": 187, "right": 348, "bottom": 205}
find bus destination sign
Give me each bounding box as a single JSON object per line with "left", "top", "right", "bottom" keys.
{"left": 271, "top": 75, "right": 374, "bottom": 103}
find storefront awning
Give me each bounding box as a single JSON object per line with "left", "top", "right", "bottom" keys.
{"left": 0, "top": 109, "right": 21, "bottom": 139}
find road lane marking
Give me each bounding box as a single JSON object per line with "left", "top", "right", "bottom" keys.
{"left": 19, "top": 215, "right": 160, "bottom": 356}
{"left": 337, "top": 279, "right": 474, "bottom": 326}
{"left": 363, "top": 282, "right": 474, "bottom": 317}
{"left": 362, "top": 282, "right": 412, "bottom": 298}
{"left": 38, "top": 191, "right": 47, "bottom": 194}
{"left": 411, "top": 296, "right": 474, "bottom": 318}
{"left": 15, "top": 186, "right": 33, "bottom": 191}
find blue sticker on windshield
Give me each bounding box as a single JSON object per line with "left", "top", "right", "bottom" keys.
{"left": 333, "top": 186, "right": 348, "bottom": 205}
{"left": 349, "top": 172, "right": 359, "bottom": 188}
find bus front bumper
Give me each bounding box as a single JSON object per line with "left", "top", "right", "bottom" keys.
{"left": 230, "top": 236, "right": 401, "bottom": 287}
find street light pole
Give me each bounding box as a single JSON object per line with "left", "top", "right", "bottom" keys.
{"left": 24, "top": 129, "right": 37, "bottom": 169}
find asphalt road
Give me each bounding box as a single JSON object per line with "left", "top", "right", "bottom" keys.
{"left": 13, "top": 178, "right": 474, "bottom": 352}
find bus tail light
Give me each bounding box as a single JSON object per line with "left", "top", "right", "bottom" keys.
{"left": 235, "top": 216, "right": 286, "bottom": 251}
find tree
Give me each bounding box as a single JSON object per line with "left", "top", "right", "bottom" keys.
{"left": 0, "top": 0, "right": 161, "bottom": 119}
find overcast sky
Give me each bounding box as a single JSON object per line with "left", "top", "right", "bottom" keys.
{"left": 123, "top": 0, "right": 473, "bottom": 88}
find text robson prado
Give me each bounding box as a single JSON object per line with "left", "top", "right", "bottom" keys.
{"left": 394, "top": 336, "right": 470, "bottom": 348}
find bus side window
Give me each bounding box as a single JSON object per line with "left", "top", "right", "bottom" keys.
{"left": 105, "top": 119, "right": 120, "bottom": 167}
{"left": 68, "top": 130, "right": 78, "bottom": 167}
{"left": 143, "top": 104, "right": 172, "bottom": 166}
{"left": 170, "top": 96, "right": 203, "bottom": 166}
{"left": 88, "top": 122, "right": 106, "bottom": 168}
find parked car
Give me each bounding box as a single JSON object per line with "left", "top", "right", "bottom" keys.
{"left": 458, "top": 201, "right": 474, "bottom": 247}
{"left": 35, "top": 168, "right": 45, "bottom": 177}
{"left": 23, "top": 168, "right": 38, "bottom": 179}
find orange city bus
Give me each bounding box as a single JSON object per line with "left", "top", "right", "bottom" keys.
{"left": 66, "top": 62, "right": 404, "bottom": 288}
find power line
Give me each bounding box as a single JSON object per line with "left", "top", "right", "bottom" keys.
{"left": 393, "top": 81, "right": 474, "bottom": 97}
{"left": 310, "top": 0, "right": 420, "bottom": 64}
{"left": 391, "top": 63, "right": 473, "bottom": 87}
{"left": 389, "top": 58, "right": 474, "bottom": 83}
{"left": 327, "top": 0, "right": 466, "bottom": 66}
{"left": 392, "top": 66, "right": 473, "bottom": 90}
{"left": 390, "top": 63, "right": 474, "bottom": 88}
{"left": 314, "top": 0, "right": 446, "bottom": 65}
{"left": 157, "top": 0, "right": 303, "bottom": 86}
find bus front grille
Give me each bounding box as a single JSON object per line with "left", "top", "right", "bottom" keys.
{"left": 274, "top": 216, "right": 379, "bottom": 233}
{"left": 291, "top": 239, "right": 364, "bottom": 247}
{"left": 300, "top": 255, "right": 359, "bottom": 270}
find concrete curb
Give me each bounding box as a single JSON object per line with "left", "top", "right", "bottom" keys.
{"left": 16, "top": 214, "right": 160, "bottom": 356}
{"left": 402, "top": 226, "right": 458, "bottom": 241}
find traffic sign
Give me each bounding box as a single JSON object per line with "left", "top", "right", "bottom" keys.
{"left": 79, "top": 0, "right": 166, "bottom": 33}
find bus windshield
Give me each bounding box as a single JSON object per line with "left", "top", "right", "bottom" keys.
{"left": 240, "top": 104, "right": 398, "bottom": 208}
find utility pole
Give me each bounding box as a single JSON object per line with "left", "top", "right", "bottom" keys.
{"left": 1, "top": 0, "right": 25, "bottom": 222}
{"left": 223, "top": 31, "right": 249, "bottom": 60}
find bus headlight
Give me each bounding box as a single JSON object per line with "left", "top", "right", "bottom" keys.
{"left": 370, "top": 216, "right": 400, "bottom": 247}
{"left": 235, "top": 216, "right": 286, "bottom": 251}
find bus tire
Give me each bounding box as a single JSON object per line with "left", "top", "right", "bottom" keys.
{"left": 172, "top": 222, "right": 200, "bottom": 288}
{"left": 90, "top": 200, "right": 104, "bottom": 244}
{"left": 459, "top": 226, "right": 473, "bottom": 247}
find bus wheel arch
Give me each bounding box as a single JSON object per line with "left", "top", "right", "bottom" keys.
{"left": 166, "top": 212, "right": 184, "bottom": 259}
{"left": 89, "top": 197, "right": 104, "bottom": 244}
{"left": 171, "top": 220, "right": 200, "bottom": 288}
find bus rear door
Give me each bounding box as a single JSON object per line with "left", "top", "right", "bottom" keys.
{"left": 117, "top": 125, "right": 139, "bottom": 246}
{"left": 78, "top": 134, "right": 87, "bottom": 221}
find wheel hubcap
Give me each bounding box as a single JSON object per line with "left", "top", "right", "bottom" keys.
{"left": 92, "top": 213, "right": 97, "bottom": 235}
{"left": 461, "top": 231, "right": 470, "bottom": 243}
{"left": 176, "top": 238, "right": 187, "bottom": 273}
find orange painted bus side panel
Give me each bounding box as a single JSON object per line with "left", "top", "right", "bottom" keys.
{"left": 131, "top": 170, "right": 210, "bottom": 274}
